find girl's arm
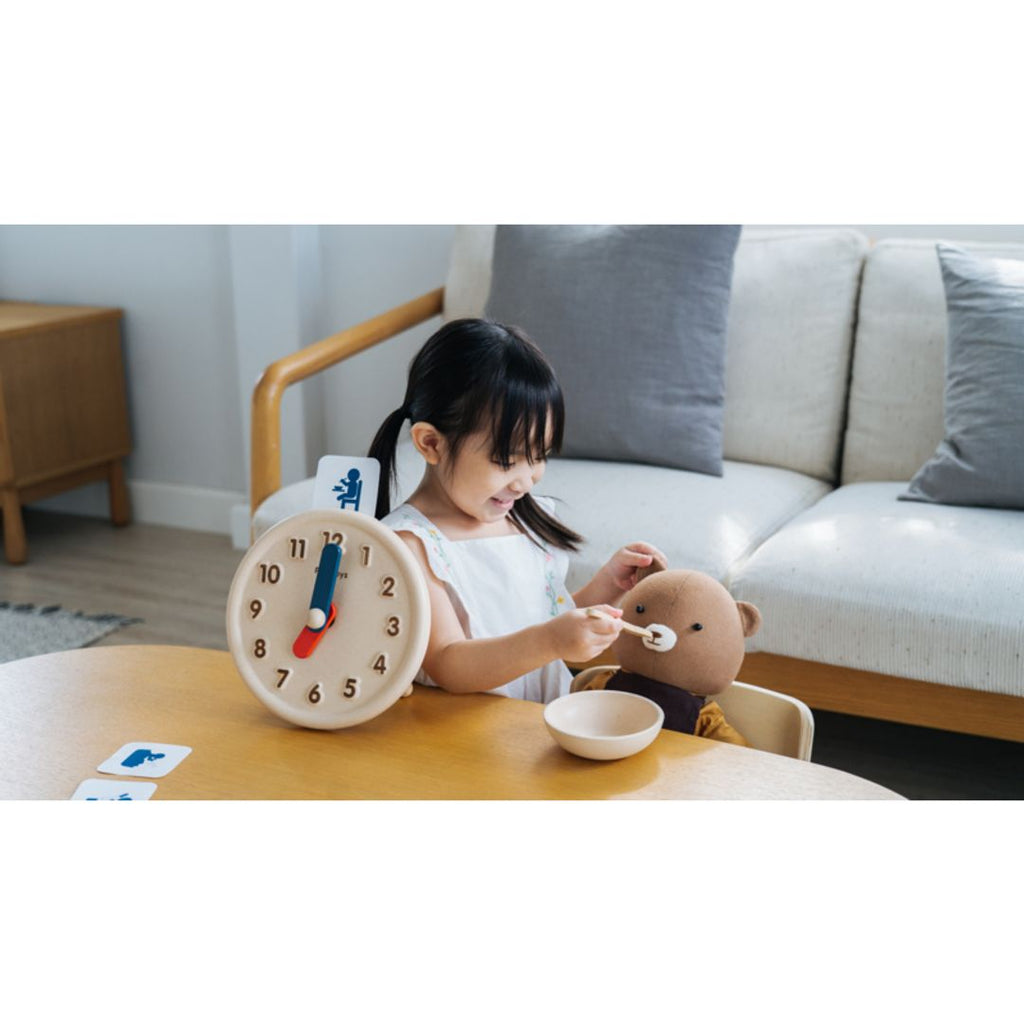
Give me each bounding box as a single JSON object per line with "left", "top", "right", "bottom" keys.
{"left": 399, "top": 533, "right": 623, "bottom": 695}
{"left": 572, "top": 541, "right": 669, "bottom": 608}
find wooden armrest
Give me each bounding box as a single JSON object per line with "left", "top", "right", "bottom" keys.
{"left": 250, "top": 286, "right": 445, "bottom": 519}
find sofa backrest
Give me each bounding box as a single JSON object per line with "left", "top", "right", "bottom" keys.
{"left": 841, "top": 238, "right": 1024, "bottom": 484}
{"left": 721, "top": 227, "right": 866, "bottom": 481}
{"left": 445, "top": 225, "right": 867, "bottom": 483}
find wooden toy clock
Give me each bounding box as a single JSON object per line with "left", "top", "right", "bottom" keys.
{"left": 226, "top": 509, "right": 430, "bottom": 729}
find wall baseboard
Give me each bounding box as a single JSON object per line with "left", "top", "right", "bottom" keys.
{"left": 28, "top": 480, "right": 246, "bottom": 537}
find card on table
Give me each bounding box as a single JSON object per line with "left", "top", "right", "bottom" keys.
{"left": 71, "top": 779, "right": 158, "bottom": 801}
{"left": 312, "top": 455, "right": 380, "bottom": 516}
{"left": 97, "top": 742, "right": 192, "bottom": 778}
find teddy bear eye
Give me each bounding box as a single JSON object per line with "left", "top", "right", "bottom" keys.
{"left": 692, "top": 623, "right": 704, "bottom": 631}
{"left": 635, "top": 604, "right": 645, "bottom": 614}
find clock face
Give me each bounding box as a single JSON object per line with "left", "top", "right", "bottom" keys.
{"left": 226, "top": 509, "right": 430, "bottom": 729}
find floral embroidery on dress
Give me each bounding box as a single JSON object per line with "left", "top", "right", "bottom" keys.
{"left": 542, "top": 546, "right": 566, "bottom": 617}
{"left": 391, "top": 508, "right": 455, "bottom": 579}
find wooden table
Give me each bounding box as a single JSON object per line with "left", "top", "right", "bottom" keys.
{"left": 0, "top": 646, "right": 903, "bottom": 800}
{"left": 0, "top": 301, "right": 132, "bottom": 564}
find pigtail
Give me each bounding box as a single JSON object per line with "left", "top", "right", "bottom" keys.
{"left": 368, "top": 406, "right": 408, "bottom": 519}
{"left": 512, "top": 493, "right": 583, "bottom": 552}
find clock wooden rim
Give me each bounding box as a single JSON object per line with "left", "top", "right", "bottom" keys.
{"left": 226, "top": 508, "right": 430, "bottom": 729}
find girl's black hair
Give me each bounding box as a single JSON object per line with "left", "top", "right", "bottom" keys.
{"left": 368, "top": 317, "right": 583, "bottom": 552}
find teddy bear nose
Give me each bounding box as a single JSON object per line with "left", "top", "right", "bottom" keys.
{"left": 641, "top": 623, "right": 677, "bottom": 652}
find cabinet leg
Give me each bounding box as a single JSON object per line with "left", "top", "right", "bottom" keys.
{"left": 108, "top": 460, "right": 132, "bottom": 527}
{"left": 1, "top": 488, "right": 28, "bottom": 564}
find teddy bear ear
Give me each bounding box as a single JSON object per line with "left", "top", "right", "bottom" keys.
{"left": 635, "top": 555, "right": 669, "bottom": 583}
{"left": 736, "top": 601, "right": 762, "bottom": 638}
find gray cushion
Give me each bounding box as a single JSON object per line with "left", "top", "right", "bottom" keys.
{"left": 901, "top": 244, "right": 1024, "bottom": 510}
{"left": 484, "top": 225, "right": 741, "bottom": 475}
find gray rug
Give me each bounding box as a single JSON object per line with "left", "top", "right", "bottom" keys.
{"left": 0, "top": 602, "right": 142, "bottom": 664}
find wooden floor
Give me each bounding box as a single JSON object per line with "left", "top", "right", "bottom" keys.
{"left": 4, "top": 508, "right": 1022, "bottom": 799}
{"left": 2, "top": 508, "right": 241, "bottom": 651}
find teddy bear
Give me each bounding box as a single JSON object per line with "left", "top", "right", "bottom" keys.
{"left": 573, "top": 560, "right": 762, "bottom": 746}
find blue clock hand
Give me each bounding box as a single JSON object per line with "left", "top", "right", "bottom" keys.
{"left": 307, "top": 542, "right": 342, "bottom": 631}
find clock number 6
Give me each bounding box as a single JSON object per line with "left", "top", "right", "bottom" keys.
{"left": 307, "top": 683, "right": 323, "bottom": 704}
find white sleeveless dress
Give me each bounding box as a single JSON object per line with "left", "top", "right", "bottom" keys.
{"left": 382, "top": 500, "right": 575, "bottom": 703}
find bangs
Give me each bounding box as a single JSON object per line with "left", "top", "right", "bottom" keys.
{"left": 487, "top": 372, "right": 565, "bottom": 469}
{"left": 437, "top": 318, "right": 567, "bottom": 468}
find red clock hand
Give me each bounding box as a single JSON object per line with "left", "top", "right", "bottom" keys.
{"left": 292, "top": 602, "right": 338, "bottom": 659}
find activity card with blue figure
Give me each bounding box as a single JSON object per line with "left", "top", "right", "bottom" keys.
{"left": 71, "top": 779, "right": 158, "bottom": 800}
{"left": 97, "top": 741, "right": 192, "bottom": 778}
{"left": 312, "top": 456, "right": 381, "bottom": 516}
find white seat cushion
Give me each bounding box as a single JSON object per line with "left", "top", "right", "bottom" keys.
{"left": 539, "top": 457, "right": 831, "bottom": 590}
{"left": 253, "top": 478, "right": 316, "bottom": 540}
{"left": 730, "top": 482, "right": 1024, "bottom": 697}
{"left": 254, "top": 439, "right": 830, "bottom": 592}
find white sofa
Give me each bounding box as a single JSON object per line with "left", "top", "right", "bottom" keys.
{"left": 250, "top": 227, "right": 1024, "bottom": 743}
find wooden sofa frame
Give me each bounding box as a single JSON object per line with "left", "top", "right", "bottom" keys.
{"left": 250, "top": 288, "right": 1024, "bottom": 744}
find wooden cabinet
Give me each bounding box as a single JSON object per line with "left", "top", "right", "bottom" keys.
{"left": 0, "top": 302, "right": 132, "bottom": 564}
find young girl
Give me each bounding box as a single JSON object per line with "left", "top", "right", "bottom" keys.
{"left": 369, "top": 317, "right": 666, "bottom": 704}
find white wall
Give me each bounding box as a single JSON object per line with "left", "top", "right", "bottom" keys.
{"left": 0, "top": 225, "right": 455, "bottom": 537}
{"left": 318, "top": 226, "right": 455, "bottom": 455}
{"left": 0, "top": 226, "right": 242, "bottom": 488}
{"left": 0, "top": 226, "right": 247, "bottom": 532}
{"left": 773, "top": 225, "right": 1024, "bottom": 243}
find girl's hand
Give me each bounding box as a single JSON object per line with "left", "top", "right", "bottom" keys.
{"left": 600, "top": 542, "right": 668, "bottom": 594}
{"left": 545, "top": 605, "right": 623, "bottom": 664}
